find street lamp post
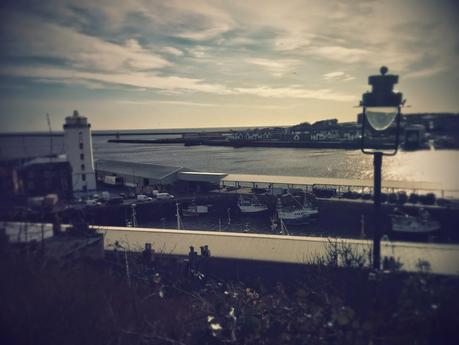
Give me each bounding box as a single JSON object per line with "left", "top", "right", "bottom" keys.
{"left": 360, "top": 66, "right": 404, "bottom": 270}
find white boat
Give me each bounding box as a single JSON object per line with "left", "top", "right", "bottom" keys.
{"left": 182, "top": 203, "right": 212, "bottom": 217}
{"left": 237, "top": 195, "right": 269, "bottom": 214}
{"left": 390, "top": 208, "right": 440, "bottom": 234}
{"left": 276, "top": 193, "right": 319, "bottom": 225}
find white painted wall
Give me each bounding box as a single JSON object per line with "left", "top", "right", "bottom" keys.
{"left": 94, "top": 226, "right": 459, "bottom": 276}
{"left": 2, "top": 221, "right": 458, "bottom": 275}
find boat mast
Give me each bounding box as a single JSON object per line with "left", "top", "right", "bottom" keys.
{"left": 280, "top": 218, "right": 289, "bottom": 235}
{"left": 131, "top": 204, "right": 137, "bottom": 227}
{"left": 176, "top": 202, "right": 183, "bottom": 230}
{"left": 46, "top": 113, "right": 53, "bottom": 156}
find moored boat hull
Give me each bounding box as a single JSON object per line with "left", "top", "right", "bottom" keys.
{"left": 182, "top": 205, "right": 211, "bottom": 217}
{"left": 237, "top": 195, "right": 269, "bottom": 214}
{"left": 278, "top": 208, "right": 319, "bottom": 224}
{"left": 239, "top": 205, "right": 269, "bottom": 214}
{"left": 391, "top": 215, "right": 440, "bottom": 234}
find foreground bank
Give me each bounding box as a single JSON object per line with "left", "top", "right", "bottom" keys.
{"left": 1, "top": 226, "right": 458, "bottom": 345}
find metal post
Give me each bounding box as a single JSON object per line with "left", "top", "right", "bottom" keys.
{"left": 373, "top": 152, "right": 383, "bottom": 270}
{"left": 176, "top": 202, "right": 182, "bottom": 230}
{"left": 131, "top": 204, "right": 137, "bottom": 227}
{"left": 360, "top": 214, "right": 366, "bottom": 238}
{"left": 124, "top": 249, "right": 131, "bottom": 287}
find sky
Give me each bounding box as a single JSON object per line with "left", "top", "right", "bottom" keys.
{"left": 0, "top": 0, "right": 458, "bottom": 132}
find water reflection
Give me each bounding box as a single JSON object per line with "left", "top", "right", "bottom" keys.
{"left": 1, "top": 135, "right": 458, "bottom": 189}
{"left": 385, "top": 150, "right": 459, "bottom": 189}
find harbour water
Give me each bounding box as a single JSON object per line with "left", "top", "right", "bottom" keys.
{"left": 2, "top": 133, "right": 459, "bottom": 276}
{"left": 2, "top": 133, "right": 459, "bottom": 191}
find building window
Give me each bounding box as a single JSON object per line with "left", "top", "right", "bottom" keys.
{"left": 79, "top": 142, "right": 84, "bottom": 149}
{"left": 80, "top": 153, "right": 84, "bottom": 160}
{"left": 82, "top": 174, "right": 86, "bottom": 181}
{"left": 81, "top": 164, "right": 85, "bottom": 171}
{"left": 143, "top": 178, "right": 149, "bottom": 186}
{"left": 82, "top": 185, "right": 87, "bottom": 192}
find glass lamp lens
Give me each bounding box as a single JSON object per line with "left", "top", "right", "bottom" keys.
{"left": 365, "top": 107, "right": 398, "bottom": 131}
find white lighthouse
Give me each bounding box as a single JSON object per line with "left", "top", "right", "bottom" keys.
{"left": 63, "top": 110, "right": 96, "bottom": 194}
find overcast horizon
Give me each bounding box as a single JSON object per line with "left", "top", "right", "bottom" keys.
{"left": 1, "top": 0, "right": 458, "bottom": 132}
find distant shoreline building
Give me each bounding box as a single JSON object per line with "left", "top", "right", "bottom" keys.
{"left": 231, "top": 119, "right": 361, "bottom": 143}
{"left": 63, "top": 110, "right": 96, "bottom": 194}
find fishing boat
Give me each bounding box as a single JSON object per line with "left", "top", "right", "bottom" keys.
{"left": 276, "top": 193, "right": 319, "bottom": 225}
{"left": 182, "top": 201, "right": 212, "bottom": 217}
{"left": 237, "top": 194, "right": 269, "bottom": 214}
{"left": 390, "top": 208, "right": 440, "bottom": 234}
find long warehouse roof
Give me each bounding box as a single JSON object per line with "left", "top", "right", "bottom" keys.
{"left": 221, "top": 173, "right": 443, "bottom": 191}
{"left": 96, "top": 159, "right": 191, "bottom": 180}
{"left": 178, "top": 171, "right": 228, "bottom": 183}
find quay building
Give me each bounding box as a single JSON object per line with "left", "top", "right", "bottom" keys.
{"left": 94, "top": 159, "right": 452, "bottom": 199}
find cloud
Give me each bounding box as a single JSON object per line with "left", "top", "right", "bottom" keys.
{"left": 233, "top": 1, "right": 458, "bottom": 74}
{"left": 176, "top": 24, "right": 232, "bottom": 41}
{"left": 116, "top": 100, "right": 218, "bottom": 107}
{"left": 9, "top": 0, "right": 457, "bottom": 76}
{"left": 306, "top": 46, "right": 369, "bottom": 63}
{"left": 161, "top": 46, "right": 184, "bottom": 56}
{"left": 2, "top": 11, "right": 170, "bottom": 72}
{"left": 1, "top": 65, "right": 233, "bottom": 95}
{"left": 404, "top": 65, "right": 447, "bottom": 79}
{"left": 235, "top": 86, "right": 356, "bottom": 102}
{"left": 1, "top": 0, "right": 458, "bottom": 115}
{"left": 187, "top": 46, "right": 209, "bottom": 58}
{"left": 246, "top": 58, "right": 301, "bottom": 77}
{"left": 34, "top": 78, "right": 107, "bottom": 90}
{"left": 273, "top": 33, "right": 313, "bottom": 51}
{"left": 116, "top": 99, "right": 294, "bottom": 109}
{"left": 323, "top": 71, "right": 354, "bottom": 82}
{"left": 167, "top": 0, "right": 235, "bottom": 40}
{"left": 1, "top": 63, "right": 357, "bottom": 103}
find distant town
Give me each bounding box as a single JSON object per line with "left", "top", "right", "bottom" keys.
{"left": 109, "top": 112, "right": 459, "bottom": 150}
{"left": 232, "top": 112, "right": 459, "bottom": 147}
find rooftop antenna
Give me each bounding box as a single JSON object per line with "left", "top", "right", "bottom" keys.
{"left": 46, "top": 113, "right": 53, "bottom": 156}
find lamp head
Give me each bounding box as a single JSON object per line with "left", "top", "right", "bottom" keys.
{"left": 365, "top": 107, "right": 398, "bottom": 131}
{"left": 361, "top": 67, "right": 403, "bottom": 131}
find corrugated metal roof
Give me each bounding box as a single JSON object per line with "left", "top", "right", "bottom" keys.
{"left": 95, "top": 160, "right": 190, "bottom": 181}
{"left": 178, "top": 171, "right": 227, "bottom": 183}
{"left": 221, "top": 173, "right": 443, "bottom": 191}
